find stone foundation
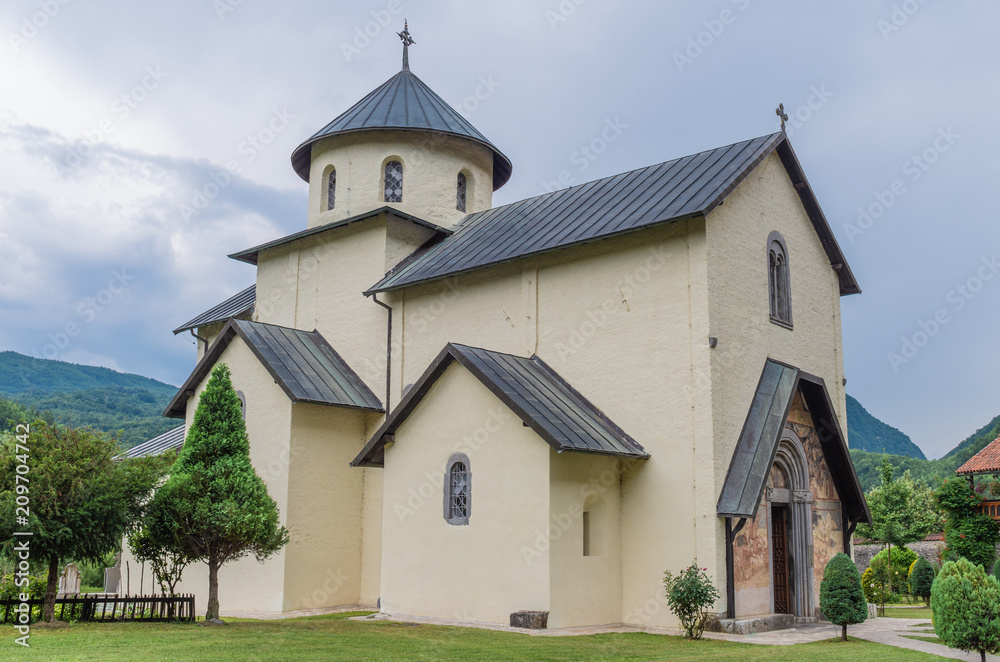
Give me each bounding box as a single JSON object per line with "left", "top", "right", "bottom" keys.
{"left": 706, "top": 613, "right": 795, "bottom": 634}
{"left": 509, "top": 611, "right": 548, "bottom": 629}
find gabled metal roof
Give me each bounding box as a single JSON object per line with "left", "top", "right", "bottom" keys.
{"left": 173, "top": 285, "right": 256, "bottom": 335}
{"left": 368, "top": 133, "right": 860, "bottom": 297}
{"left": 290, "top": 69, "right": 512, "bottom": 190}
{"left": 229, "top": 207, "right": 451, "bottom": 266}
{"left": 352, "top": 343, "right": 648, "bottom": 467}
{"left": 164, "top": 319, "right": 383, "bottom": 418}
{"left": 122, "top": 424, "right": 185, "bottom": 459}
{"left": 717, "top": 359, "right": 870, "bottom": 524}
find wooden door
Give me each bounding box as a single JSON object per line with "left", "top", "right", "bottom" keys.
{"left": 771, "top": 505, "right": 790, "bottom": 614}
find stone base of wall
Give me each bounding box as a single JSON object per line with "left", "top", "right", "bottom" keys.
{"left": 706, "top": 613, "right": 795, "bottom": 635}
{"left": 509, "top": 611, "right": 548, "bottom": 629}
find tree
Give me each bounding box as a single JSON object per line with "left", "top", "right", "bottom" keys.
{"left": 819, "top": 553, "right": 867, "bottom": 641}
{"left": 931, "top": 558, "right": 1000, "bottom": 662}
{"left": 867, "top": 546, "right": 918, "bottom": 596}
{"left": 855, "top": 460, "right": 940, "bottom": 614}
{"left": 662, "top": 563, "right": 720, "bottom": 640}
{"left": 909, "top": 556, "right": 935, "bottom": 606}
{"left": 147, "top": 364, "right": 288, "bottom": 621}
{"left": 128, "top": 525, "right": 188, "bottom": 602}
{"left": 0, "top": 422, "right": 163, "bottom": 622}
{"left": 935, "top": 478, "right": 999, "bottom": 569}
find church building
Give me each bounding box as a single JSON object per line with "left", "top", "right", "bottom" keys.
{"left": 126, "top": 27, "right": 869, "bottom": 632}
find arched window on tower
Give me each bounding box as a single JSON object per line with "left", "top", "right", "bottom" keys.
{"left": 384, "top": 161, "right": 403, "bottom": 203}
{"left": 444, "top": 453, "right": 470, "bottom": 525}
{"left": 768, "top": 232, "right": 792, "bottom": 328}
{"left": 456, "top": 172, "right": 467, "bottom": 212}
{"left": 326, "top": 169, "right": 336, "bottom": 211}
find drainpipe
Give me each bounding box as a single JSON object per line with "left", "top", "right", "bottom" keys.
{"left": 369, "top": 293, "right": 392, "bottom": 413}
{"left": 189, "top": 329, "right": 208, "bottom": 354}
{"left": 725, "top": 517, "right": 747, "bottom": 619}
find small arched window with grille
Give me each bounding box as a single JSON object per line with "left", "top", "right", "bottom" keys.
{"left": 326, "top": 169, "right": 336, "bottom": 211}
{"left": 768, "top": 232, "right": 792, "bottom": 328}
{"left": 456, "top": 172, "right": 467, "bottom": 212}
{"left": 384, "top": 161, "right": 403, "bottom": 203}
{"left": 444, "top": 453, "right": 470, "bottom": 525}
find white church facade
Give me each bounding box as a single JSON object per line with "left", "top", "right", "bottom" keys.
{"left": 125, "top": 32, "right": 869, "bottom": 631}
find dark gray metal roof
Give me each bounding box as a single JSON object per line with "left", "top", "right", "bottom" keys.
{"left": 229, "top": 207, "right": 451, "bottom": 266}
{"left": 368, "top": 133, "right": 860, "bottom": 297}
{"left": 290, "top": 70, "right": 512, "bottom": 190}
{"left": 164, "top": 319, "right": 383, "bottom": 418}
{"left": 173, "top": 285, "right": 256, "bottom": 334}
{"left": 716, "top": 359, "right": 870, "bottom": 524}
{"left": 352, "top": 343, "right": 648, "bottom": 467}
{"left": 122, "top": 424, "right": 185, "bottom": 459}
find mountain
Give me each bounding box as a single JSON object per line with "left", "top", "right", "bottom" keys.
{"left": 0, "top": 352, "right": 179, "bottom": 448}
{"left": 849, "top": 412, "right": 1000, "bottom": 492}
{"left": 846, "top": 394, "right": 926, "bottom": 459}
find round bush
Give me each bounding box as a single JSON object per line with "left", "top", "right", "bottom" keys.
{"left": 932, "top": 558, "right": 1000, "bottom": 660}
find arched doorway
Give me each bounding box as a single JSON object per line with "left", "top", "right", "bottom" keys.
{"left": 766, "top": 431, "right": 815, "bottom": 620}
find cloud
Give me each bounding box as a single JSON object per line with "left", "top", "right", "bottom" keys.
{"left": 0, "top": 116, "right": 304, "bottom": 385}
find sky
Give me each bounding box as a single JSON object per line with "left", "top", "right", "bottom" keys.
{"left": 0, "top": 0, "right": 996, "bottom": 459}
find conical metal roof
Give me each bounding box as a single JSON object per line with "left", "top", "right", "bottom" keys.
{"left": 291, "top": 69, "right": 512, "bottom": 190}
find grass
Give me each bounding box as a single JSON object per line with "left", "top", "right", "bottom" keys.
{"left": 0, "top": 611, "right": 954, "bottom": 661}
{"left": 903, "top": 635, "right": 945, "bottom": 646}
{"left": 880, "top": 606, "right": 932, "bottom": 619}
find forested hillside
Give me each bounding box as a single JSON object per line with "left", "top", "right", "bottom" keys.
{"left": 0, "top": 352, "right": 178, "bottom": 447}
{"left": 846, "top": 394, "right": 925, "bottom": 459}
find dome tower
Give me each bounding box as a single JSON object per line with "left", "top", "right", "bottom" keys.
{"left": 291, "top": 22, "right": 512, "bottom": 229}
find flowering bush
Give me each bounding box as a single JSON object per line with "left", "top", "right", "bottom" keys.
{"left": 663, "top": 563, "right": 720, "bottom": 640}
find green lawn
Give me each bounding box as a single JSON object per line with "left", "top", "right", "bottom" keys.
{"left": 0, "top": 612, "right": 952, "bottom": 661}
{"left": 881, "top": 606, "right": 932, "bottom": 619}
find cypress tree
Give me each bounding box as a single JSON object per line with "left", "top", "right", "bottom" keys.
{"left": 932, "top": 558, "right": 1000, "bottom": 662}
{"left": 147, "top": 364, "right": 288, "bottom": 621}
{"left": 819, "top": 553, "right": 867, "bottom": 641}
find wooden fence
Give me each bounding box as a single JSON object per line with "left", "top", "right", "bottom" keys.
{"left": 0, "top": 594, "right": 196, "bottom": 624}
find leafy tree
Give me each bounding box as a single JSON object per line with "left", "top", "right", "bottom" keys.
{"left": 147, "top": 364, "right": 288, "bottom": 621}
{"left": 910, "top": 556, "right": 935, "bottom": 606}
{"left": 867, "top": 546, "right": 918, "bottom": 596}
{"left": 935, "top": 478, "right": 999, "bottom": 569}
{"left": 819, "top": 553, "right": 867, "bottom": 641}
{"left": 931, "top": 558, "right": 1000, "bottom": 662}
{"left": 128, "top": 525, "right": 188, "bottom": 603}
{"left": 855, "top": 460, "right": 940, "bottom": 613}
{"left": 663, "top": 563, "right": 720, "bottom": 640}
{"left": 0, "top": 422, "right": 164, "bottom": 622}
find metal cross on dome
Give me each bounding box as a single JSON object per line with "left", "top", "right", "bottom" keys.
{"left": 398, "top": 20, "right": 415, "bottom": 71}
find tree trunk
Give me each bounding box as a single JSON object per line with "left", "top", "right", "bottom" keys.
{"left": 981, "top": 650, "right": 986, "bottom": 662}
{"left": 841, "top": 624, "right": 847, "bottom": 642}
{"left": 206, "top": 551, "right": 220, "bottom": 621}
{"left": 43, "top": 554, "right": 59, "bottom": 623}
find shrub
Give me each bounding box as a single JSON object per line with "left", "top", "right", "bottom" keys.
{"left": 910, "top": 556, "right": 935, "bottom": 606}
{"left": 868, "top": 546, "right": 917, "bottom": 596}
{"left": 663, "top": 563, "right": 720, "bottom": 640}
{"left": 932, "top": 558, "right": 1000, "bottom": 662}
{"left": 861, "top": 565, "right": 886, "bottom": 604}
{"left": 936, "top": 478, "right": 1000, "bottom": 569}
{"left": 994, "top": 557, "right": 1000, "bottom": 581}
{"left": 820, "top": 553, "right": 867, "bottom": 641}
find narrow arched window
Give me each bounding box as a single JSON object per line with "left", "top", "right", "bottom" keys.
{"left": 768, "top": 232, "right": 792, "bottom": 328}
{"left": 456, "top": 172, "right": 467, "bottom": 212}
{"left": 326, "top": 169, "right": 336, "bottom": 210}
{"left": 444, "top": 453, "right": 470, "bottom": 525}
{"left": 384, "top": 161, "right": 403, "bottom": 203}
{"left": 236, "top": 390, "right": 247, "bottom": 420}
